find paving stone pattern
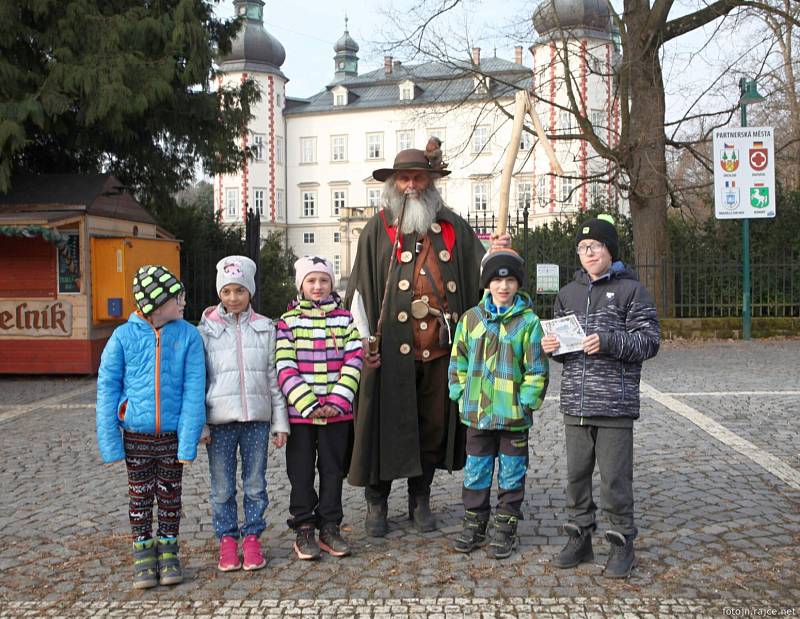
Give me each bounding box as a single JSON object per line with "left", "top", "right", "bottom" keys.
{"left": 0, "top": 340, "right": 798, "bottom": 618}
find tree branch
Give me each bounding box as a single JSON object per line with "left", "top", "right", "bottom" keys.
{"left": 664, "top": 0, "right": 800, "bottom": 42}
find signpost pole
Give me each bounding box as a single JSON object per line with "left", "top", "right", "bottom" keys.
{"left": 740, "top": 99, "right": 751, "bottom": 341}
{"left": 714, "top": 79, "right": 769, "bottom": 342}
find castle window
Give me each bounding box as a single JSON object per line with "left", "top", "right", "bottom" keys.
{"left": 302, "top": 191, "right": 317, "bottom": 217}
{"left": 366, "top": 133, "right": 384, "bottom": 160}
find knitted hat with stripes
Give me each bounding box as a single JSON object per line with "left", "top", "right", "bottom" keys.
{"left": 132, "top": 265, "right": 184, "bottom": 316}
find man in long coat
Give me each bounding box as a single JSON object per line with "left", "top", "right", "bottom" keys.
{"left": 345, "top": 148, "right": 500, "bottom": 536}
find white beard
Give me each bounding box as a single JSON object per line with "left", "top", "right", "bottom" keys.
{"left": 382, "top": 178, "right": 442, "bottom": 235}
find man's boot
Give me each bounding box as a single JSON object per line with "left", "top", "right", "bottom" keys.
{"left": 453, "top": 510, "right": 490, "bottom": 553}
{"left": 603, "top": 530, "right": 636, "bottom": 579}
{"left": 365, "top": 499, "right": 388, "bottom": 537}
{"left": 552, "top": 523, "right": 594, "bottom": 568}
{"left": 408, "top": 494, "right": 437, "bottom": 532}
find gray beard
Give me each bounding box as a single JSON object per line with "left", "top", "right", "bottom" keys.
{"left": 382, "top": 178, "right": 442, "bottom": 235}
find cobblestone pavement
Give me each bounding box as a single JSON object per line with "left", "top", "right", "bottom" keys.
{"left": 0, "top": 340, "right": 798, "bottom": 618}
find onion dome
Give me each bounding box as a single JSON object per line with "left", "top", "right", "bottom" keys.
{"left": 333, "top": 17, "right": 359, "bottom": 80}
{"left": 334, "top": 29, "right": 359, "bottom": 54}
{"left": 220, "top": 0, "right": 286, "bottom": 73}
{"left": 533, "top": 0, "right": 611, "bottom": 37}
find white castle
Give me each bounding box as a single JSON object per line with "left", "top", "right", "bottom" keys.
{"left": 214, "top": 0, "right": 622, "bottom": 284}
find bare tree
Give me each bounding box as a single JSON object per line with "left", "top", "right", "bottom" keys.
{"left": 379, "top": 0, "right": 799, "bottom": 314}
{"left": 750, "top": 0, "right": 800, "bottom": 189}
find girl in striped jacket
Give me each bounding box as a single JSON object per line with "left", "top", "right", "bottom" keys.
{"left": 276, "top": 256, "right": 363, "bottom": 560}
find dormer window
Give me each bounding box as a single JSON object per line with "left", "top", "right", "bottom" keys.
{"left": 399, "top": 80, "right": 415, "bottom": 101}
{"left": 238, "top": 3, "right": 262, "bottom": 20}
{"left": 332, "top": 85, "right": 348, "bottom": 107}
{"left": 473, "top": 75, "right": 491, "bottom": 94}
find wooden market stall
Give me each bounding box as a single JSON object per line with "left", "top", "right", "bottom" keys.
{"left": 0, "top": 174, "right": 180, "bottom": 374}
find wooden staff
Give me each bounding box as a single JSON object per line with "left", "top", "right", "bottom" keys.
{"left": 496, "top": 90, "right": 563, "bottom": 236}
{"left": 368, "top": 193, "right": 408, "bottom": 355}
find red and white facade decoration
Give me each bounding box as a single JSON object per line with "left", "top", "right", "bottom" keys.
{"left": 214, "top": 70, "right": 287, "bottom": 231}
{"left": 529, "top": 23, "right": 623, "bottom": 223}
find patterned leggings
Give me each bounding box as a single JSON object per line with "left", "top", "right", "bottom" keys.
{"left": 124, "top": 431, "right": 183, "bottom": 540}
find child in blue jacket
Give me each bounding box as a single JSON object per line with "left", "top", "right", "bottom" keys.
{"left": 96, "top": 265, "right": 206, "bottom": 589}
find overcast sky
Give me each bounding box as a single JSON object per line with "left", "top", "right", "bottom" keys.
{"left": 215, "top": 0, "right": 534, "bottom": 99}
{"left": 214, "top": 0, "right": 768, "bottom": 131}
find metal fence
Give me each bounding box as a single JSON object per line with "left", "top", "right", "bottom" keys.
{"left": 634, "top": 248, "right": 799, "bottom": 319}
{"left": 181, "top": 210, "right": 260, "bottom": 323}
{"left": 466, "top": 213, "right": 800, "bottom": 320}
{"left": 181, "top": 209, "right": 798, "bottom": 322}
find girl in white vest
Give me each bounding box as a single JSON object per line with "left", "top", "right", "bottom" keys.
{"left": 198, "top": 255, "right": 289, "bottom": 572}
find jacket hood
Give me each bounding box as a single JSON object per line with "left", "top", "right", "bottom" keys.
{"left": 572, "top": 261, "right": 638, "bottom": 286}
{"left": 478, "top": 290, "right": 533, "bottom": 321}
{"left": 199, "top": 303, "right": 271, "bottom": 337}
{"left": 286, "top": 292, "right": 342, "bottom": 315}
{"left": 127, "top": 311, "right": 158, "bottom": 331}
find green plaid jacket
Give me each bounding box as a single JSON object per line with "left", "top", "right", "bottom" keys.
{"left": 448, "top": 291, "right": 549, "bottom": 431}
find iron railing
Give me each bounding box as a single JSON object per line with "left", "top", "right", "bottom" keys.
{"left": 466, "top": 212, "right": 799, "bottom": 319}
{"left": 181, "top": 209, "right": 261, "bottom": 322}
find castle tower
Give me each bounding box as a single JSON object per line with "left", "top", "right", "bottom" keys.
{"left": 530, "top": 0, "right": 622, "bottom": 220}
{"left": 333, "top": 17, "right": 359, "bottom": 81}
{"left": 215, "top": 0, "right": 288, "bottom": 232}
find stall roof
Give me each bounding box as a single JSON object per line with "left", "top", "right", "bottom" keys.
{"left": 0, "top": 174, "right": 158, "bottom": 226}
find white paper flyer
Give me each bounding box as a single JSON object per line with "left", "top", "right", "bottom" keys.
{"left": 540, "top": 315, "right": 586, "bottom": 354}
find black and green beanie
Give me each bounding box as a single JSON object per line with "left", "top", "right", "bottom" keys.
{"left": 132, "top": 265, "right": 184, "bottom": 316}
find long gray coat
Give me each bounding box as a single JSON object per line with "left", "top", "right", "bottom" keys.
{"left": 344, "top": 206, "right": 485, "bottom": 486}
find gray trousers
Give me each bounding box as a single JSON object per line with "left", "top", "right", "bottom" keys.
{"left": 564, "top": 424, "right": 637, "bottom": 537}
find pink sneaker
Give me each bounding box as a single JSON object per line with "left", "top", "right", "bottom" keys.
{"left": 242, "top": 534, "right": 266, "bottom": 571}
{"left": 218, "top": 535, "right": 242, "bottom": 572}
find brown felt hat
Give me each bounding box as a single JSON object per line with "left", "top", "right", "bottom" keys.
{"left": 372, "top": 149, "right": 452, "bottom": 182}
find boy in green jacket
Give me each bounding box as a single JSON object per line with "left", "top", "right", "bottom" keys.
{"left": 448, "top": 249, "right": 549, "bottom": 559}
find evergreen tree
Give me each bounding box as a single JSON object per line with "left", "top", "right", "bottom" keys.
{"left": 166, "top": 182, "right": 248, "bottom": 317}
{"left": 0, "top": 0, "right": 258, "bottom": 204}
{"left": 257, "top": 231, "right": 297, "bottom": 319}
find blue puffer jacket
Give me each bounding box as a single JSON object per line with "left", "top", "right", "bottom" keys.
{"left": 96, "top": 312, "right": 206, "bottom": 463}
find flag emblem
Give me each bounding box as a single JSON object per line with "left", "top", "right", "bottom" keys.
{"left": 720, "top": 144, "right": 739, "bottom": 172}
{"left": 722, "top": 180, "right": 739, "bottom": 210}
{"left": 750, "top": 183, "right": 769, "bottom": 209}
{"left": 749, "top": 142, "right": 768, "bottom": 171}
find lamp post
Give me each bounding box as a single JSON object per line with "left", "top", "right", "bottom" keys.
{"left": 738, "top": 77, "right": 765, "bottom": 340}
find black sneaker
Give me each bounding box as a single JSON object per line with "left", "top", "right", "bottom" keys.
{"left": 453, "top": 510, "right": 489, "bottom": 553}
{"left": 318, "top": 524, "right": 351, "bottom": 557}
{"left": 552, "top": 523, "right": 594, "bottom": 568}
{"left": 293, "top": 525, "right": 321, "bottom": 561}
{"left": 603, "top": 530, "right": 637, "bottom": 578}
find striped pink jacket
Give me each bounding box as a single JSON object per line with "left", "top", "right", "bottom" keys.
{"left": 275, "top": 294, "right": 363, "bottom": 424}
